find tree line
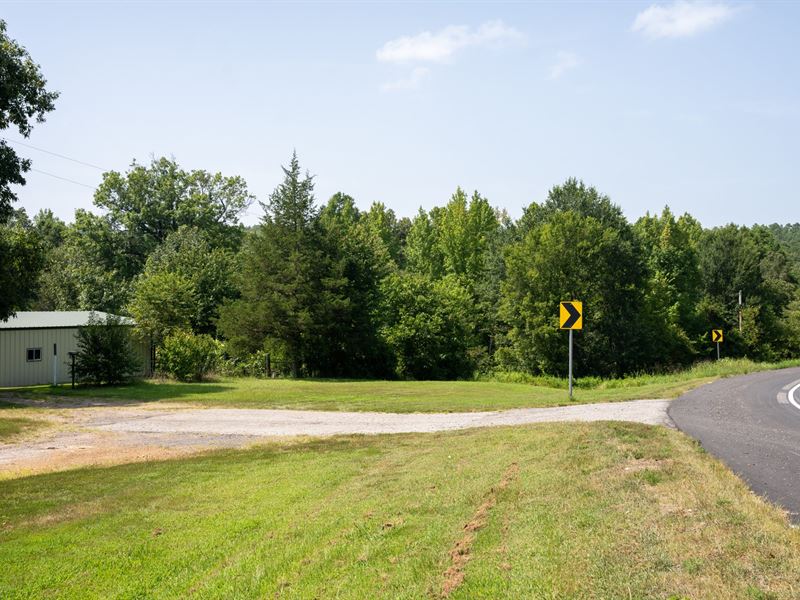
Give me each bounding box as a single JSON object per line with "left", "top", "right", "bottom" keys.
{"left": 1, "top": 19, "right": 798, "bottom": 380}
{"left": 2, "top": 152, "right": 800, "bottom": 380}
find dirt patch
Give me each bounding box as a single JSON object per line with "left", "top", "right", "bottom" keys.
{"left": 0, "top": 427, "right": 263, "bottom": 479}
{"left": 441, "top": 462, "right": 519, "bottom": 597}
{"left": 591, "top": 457, "right": 674, "bottom": 484}
{"left": 0, "top": 393, "right": 188, "bottom": 410}
{"left": 0, "top": 402, "right": 249, "bottom": 478}
{"left": 4, "top": 439, "right": 201, "bottom": 477}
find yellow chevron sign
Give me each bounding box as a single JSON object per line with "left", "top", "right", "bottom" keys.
{"left": 559, "top": 301, "right": 583, "bottom": 330}
{"left": 712, "top": 329, "right": 724, "bottom": 343}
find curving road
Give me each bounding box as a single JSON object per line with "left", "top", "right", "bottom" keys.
{"left": 669, "top": 367, "right": 800, "bottom": 522}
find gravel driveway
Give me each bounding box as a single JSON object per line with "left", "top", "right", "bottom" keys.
{"left": 1, "top": 399, "right": 671, "bottom": 476}
{"left": 95, "top": 399, "right": 672, "bottom": 436}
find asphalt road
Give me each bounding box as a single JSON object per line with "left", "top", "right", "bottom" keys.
{"left": 669, "top": 366, "right": 800, "bottom": 522}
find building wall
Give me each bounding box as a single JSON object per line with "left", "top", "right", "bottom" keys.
{"left": 0, "top": 328, "right": 150, "bottom": 388}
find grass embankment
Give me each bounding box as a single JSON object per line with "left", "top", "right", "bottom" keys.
{"left": 5, "top": 358, "right": 800, "bottom": 413}
{"left": 1, "top": 422, "right": 798, "bottom": 598}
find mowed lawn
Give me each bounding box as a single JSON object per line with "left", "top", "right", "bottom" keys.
{"left": 2, "top": 422, "right": 799, "bottom": 599}
{"left": 6, "top": 358, "right": 800, "bottom": 412}
{"left": 11, "top": 378, "right": 575, "bottom": 412}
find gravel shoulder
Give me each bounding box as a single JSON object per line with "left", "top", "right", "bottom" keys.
{"left": 0, "top": 399, "right": 671, "bottom": 477}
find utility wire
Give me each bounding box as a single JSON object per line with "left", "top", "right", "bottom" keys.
{"left": 2, "top": 137, "right": 108, "bottom": 171}
{"left": 30, "top": 168, "right": 97, "bottom": 190}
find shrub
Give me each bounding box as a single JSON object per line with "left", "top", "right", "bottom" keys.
{"left": 73, "top": 313, "right": 141, "bottom": 385}
{"left": 157, "top": 330, "right": 221, "bottom": 382}
{"left": 216, "top": 348, "right": 297, "bottom": 378}
{"left": 217, "top": 349, "right": 269, "bottom": 378}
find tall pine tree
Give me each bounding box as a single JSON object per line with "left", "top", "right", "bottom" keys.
{"left": 219, "top": 153, "right": 324, "bottom": 376}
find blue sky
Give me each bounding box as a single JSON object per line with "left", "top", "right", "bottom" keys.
{"left": 2, "top": 1, "right": 798, "bottom": 227}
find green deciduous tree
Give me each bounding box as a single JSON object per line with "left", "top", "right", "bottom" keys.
{"left": 698, "top": 225, "right": 797, "bottom": 360}
{"left": 0, "top": 214, "right": 44, "bottom": 320}
{"left": 32, "top": 208, "right": 66, "bottom": 249}
{"left": 634, "top": 208, "right": 703, "bottom": 365}
{"left": 36, "top": 209, "right": 133, "bottom": 312}
{"left": 769, "top": 223, "right": 800, "bottom": 273}
{"left": 362, "top": 201, "right": 409, "bottom": 268}
{"left": 437, "top": 188, "right": 499, "bottom": 281}
{"left": 0, "top": 20, "right": 59, "bottom": 222}
{"left": 94, "top": 157, "right": 253, "bottom": 269}
{"left": 128, "top": 271, "right": 197, "bottom": 345}
{"left": 0, "top": 22, "right": 56, "bottom": 319}
{"left": 405, "top": 208, "right": 444, "bottom": 278}
{"left": 404, "top": 189, "right": 505, "bottom": 369}
{"left": 438, "top": 189, "right": 504, "bottom": 366}
{"left": 379, "top": 272, "right": 476, "bottom": 379}
{"left": 500, "top": 180, "right": 649, "bottom": 377}
{"left": 28, "top": 209, "right": 68, "bottom": 311}
{"left": 129, "top": 226, "right": 237, "bottom": 339}
{"left": 34, "top": 159, "right": 252, "bottom": 314}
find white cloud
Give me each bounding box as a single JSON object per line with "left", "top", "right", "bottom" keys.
{"left": 381, "top": 67, "right": 431, "bottom": 92}
{"left": 549, "top": 51, "right": 581, "bottom": 79}
{"left": 632, "top": 1, "right": 737, "bottom": 39}
{"left": 376, "top": 20, "right": 525, "bottom": 64}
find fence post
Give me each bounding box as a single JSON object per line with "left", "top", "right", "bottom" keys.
{"left": 266, "top": 353, "right": 271, "bottom": 378}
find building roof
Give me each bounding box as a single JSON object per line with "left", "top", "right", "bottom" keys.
{"left": 0, "top": 311, "right": 135, "bottom": 330}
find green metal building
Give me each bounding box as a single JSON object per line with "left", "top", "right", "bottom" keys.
{"left": 0, "top": 312, "right": 150, "bottom": 387}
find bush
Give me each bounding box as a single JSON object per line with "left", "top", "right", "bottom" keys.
{"left": 217, "top": 350, "right": 268, "bottom": 378}
{"left": 216, "top": 348, "right": 298, "bottom": 378}
{"left": 73, "top": 313, "right": 141, "bottom": 385}
{"left": 157, "top": 330, "right": 221, "bottom": 382}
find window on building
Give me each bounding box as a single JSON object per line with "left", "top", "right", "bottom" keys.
{"left": 26, "top": 348, "right": 42, "bottom": 362}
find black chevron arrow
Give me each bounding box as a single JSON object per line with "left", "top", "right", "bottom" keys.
{"left": 712, "top": 330, "right": 723, "bottom": 343}
{"left": 562, "top": 302, "right": 581, "bottom": 329}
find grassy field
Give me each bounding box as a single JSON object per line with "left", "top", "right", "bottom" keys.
{"left": 1, "top": 422, "right": 799, "bottom": 599}
{"left": 4, "top": 358, "right": 800, "bottom": 413}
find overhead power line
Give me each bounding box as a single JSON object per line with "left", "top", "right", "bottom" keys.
{"left": 2, "top": 137, "right": 108, "bottom": 171}
{"left": 30, "top": 168, "right": 97, "bottom": 190}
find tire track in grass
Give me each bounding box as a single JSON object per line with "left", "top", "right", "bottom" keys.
{"left": 440, "top": 462, "right": 519, "bottom": 597}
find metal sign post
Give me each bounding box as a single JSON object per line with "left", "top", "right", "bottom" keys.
{"left": 560, "top": 301, "right": 583, "bottom": 401}
{"left": 568, "top": 329, "right": 573, "bottom": 399}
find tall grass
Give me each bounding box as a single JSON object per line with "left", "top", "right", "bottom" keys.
{"left": 484, "top": 357, "right": 800, "bottom": 390}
